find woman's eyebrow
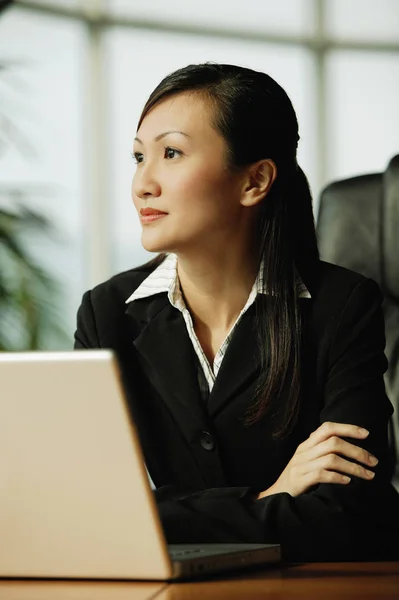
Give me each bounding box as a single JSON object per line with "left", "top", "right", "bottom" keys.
{"left": 134, "top": 131, "right": 191, "bottom": 144}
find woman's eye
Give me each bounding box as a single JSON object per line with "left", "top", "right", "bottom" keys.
{"left": 132, "top": 152, "right": 143, "bottom": 164}
{"left": 164, "top": 147, "right": 181, "bottom": 159}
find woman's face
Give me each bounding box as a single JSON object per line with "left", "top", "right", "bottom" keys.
{"left": 131, "top": 92, "right": 250, "bottom": 256}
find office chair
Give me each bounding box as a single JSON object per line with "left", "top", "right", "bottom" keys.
{"left": 317, "top": 154, "right": 399, "bottom": 486}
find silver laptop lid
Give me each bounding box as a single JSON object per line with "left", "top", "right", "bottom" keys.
{"left": 0, "top": 350, "right": 172, "bottom": 580}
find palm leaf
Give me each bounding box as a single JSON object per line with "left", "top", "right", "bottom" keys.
{"left": 0, "top": 203, "right": 69, "bottom": 350}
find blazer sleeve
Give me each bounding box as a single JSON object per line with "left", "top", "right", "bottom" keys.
{"left": 74, "top": 291, "right": 100, "bottom": 349}
{"left": 155, "top": 278, "right": 399, "bottom": 561}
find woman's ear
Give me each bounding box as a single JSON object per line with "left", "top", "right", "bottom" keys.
{"left": 240, "top": 159, "right": 277, "bottom": 207}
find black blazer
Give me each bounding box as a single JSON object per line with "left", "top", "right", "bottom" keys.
{"left": 74, "top": 258, "right": 399, "bottom": 561}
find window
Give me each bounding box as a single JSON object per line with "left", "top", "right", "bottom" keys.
{"left": 110, "top": 0, "right": 314, "bottom": 36}
{"left": 1, "top": 0, "right": 399, "bottom": 347}
{"left": 326, "top": 50, "right": 399, "bottom": 182}
{"left": 0, "top": 6, "right": 85, "bottom": 347}
{"left": 325, "top": 0, "right": 399, "bottom": 43}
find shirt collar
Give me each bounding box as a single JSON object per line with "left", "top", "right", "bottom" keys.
{"left": 125, "top": 253, "right": 311, "bottom": 305}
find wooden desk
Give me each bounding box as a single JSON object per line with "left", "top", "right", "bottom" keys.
{"left": 1, "top": 563, "right": 398, "bottom": 600}
{"left": 160, "top": 562, "right": 399, "bottom": 600}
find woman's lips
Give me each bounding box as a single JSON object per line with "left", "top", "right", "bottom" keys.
{"left": 140, "top": 208, "right": 168, "bottom": 223}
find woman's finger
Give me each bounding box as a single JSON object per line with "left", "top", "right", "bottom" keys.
{"left": 303, "top": 421, "right": 369, "bottom": 449}
{"left": 307, "top": 453, "right": 376, "bottom": 481}
{"left": 306, "top": 435, "right": 378, "bottom": 467}
{"left": 304, "top": 469, "right": 352, "bottom": 488}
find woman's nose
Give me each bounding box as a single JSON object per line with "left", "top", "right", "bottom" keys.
{"left": 132, "top": 164, "right": 161, "bottom": 199}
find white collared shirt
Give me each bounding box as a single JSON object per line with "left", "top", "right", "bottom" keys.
{"left": 126, "top": 253, "right": 311, "bottom": 401}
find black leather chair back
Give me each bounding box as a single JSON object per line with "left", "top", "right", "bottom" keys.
{"left": 317, "top": 154, "right": 399, "bottom": 482}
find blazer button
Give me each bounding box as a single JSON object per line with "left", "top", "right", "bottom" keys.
{"left": 199, "top": 430, "right": 215, "bottom": 451}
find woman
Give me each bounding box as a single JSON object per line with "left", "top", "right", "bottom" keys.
{"left": 75, "top": 63, "right": 399, "bottom": 561}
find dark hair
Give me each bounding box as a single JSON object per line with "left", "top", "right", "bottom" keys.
{"left": 137, "top": 63, "right": 319, "bottom": 437}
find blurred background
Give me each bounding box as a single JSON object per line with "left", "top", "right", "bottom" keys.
{"left": 1, "top": 0, "right": 399, "bottom": 350}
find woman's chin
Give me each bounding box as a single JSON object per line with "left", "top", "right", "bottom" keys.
{"left": 141, "top": 233, "right": 170, "bottom": 254}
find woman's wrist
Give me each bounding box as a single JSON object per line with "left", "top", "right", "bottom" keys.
{"left": 255, "top": 482, "right": 279, "bottom": 501}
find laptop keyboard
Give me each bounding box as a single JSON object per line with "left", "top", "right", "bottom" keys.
{"left": 170, "top": 548, "right": 206, "bottom": 558}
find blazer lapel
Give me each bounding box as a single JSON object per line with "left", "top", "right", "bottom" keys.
{"left": 126, "top": 295, "right": 208, "bottom": 433}
{"left": 207, "top": 295, "right": 313, "bottom": 420}
{"left": 207, "top": 303, "right": 261, "bottom": 418}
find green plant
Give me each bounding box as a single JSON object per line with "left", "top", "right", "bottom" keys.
{"left": 0, "top": 202, "right": 68, "bottom": 350}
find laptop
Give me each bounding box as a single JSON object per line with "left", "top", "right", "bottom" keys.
{"left": 0, "top": 350, "right": 280, "bottom": 580}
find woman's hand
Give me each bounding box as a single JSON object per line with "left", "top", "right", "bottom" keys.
{"left": 257, "top": 421, "right": 378, "bottom": 499}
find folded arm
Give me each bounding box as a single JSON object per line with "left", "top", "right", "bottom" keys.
{"left": 153, "top": 279, "right": 399, "bottom": 561}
